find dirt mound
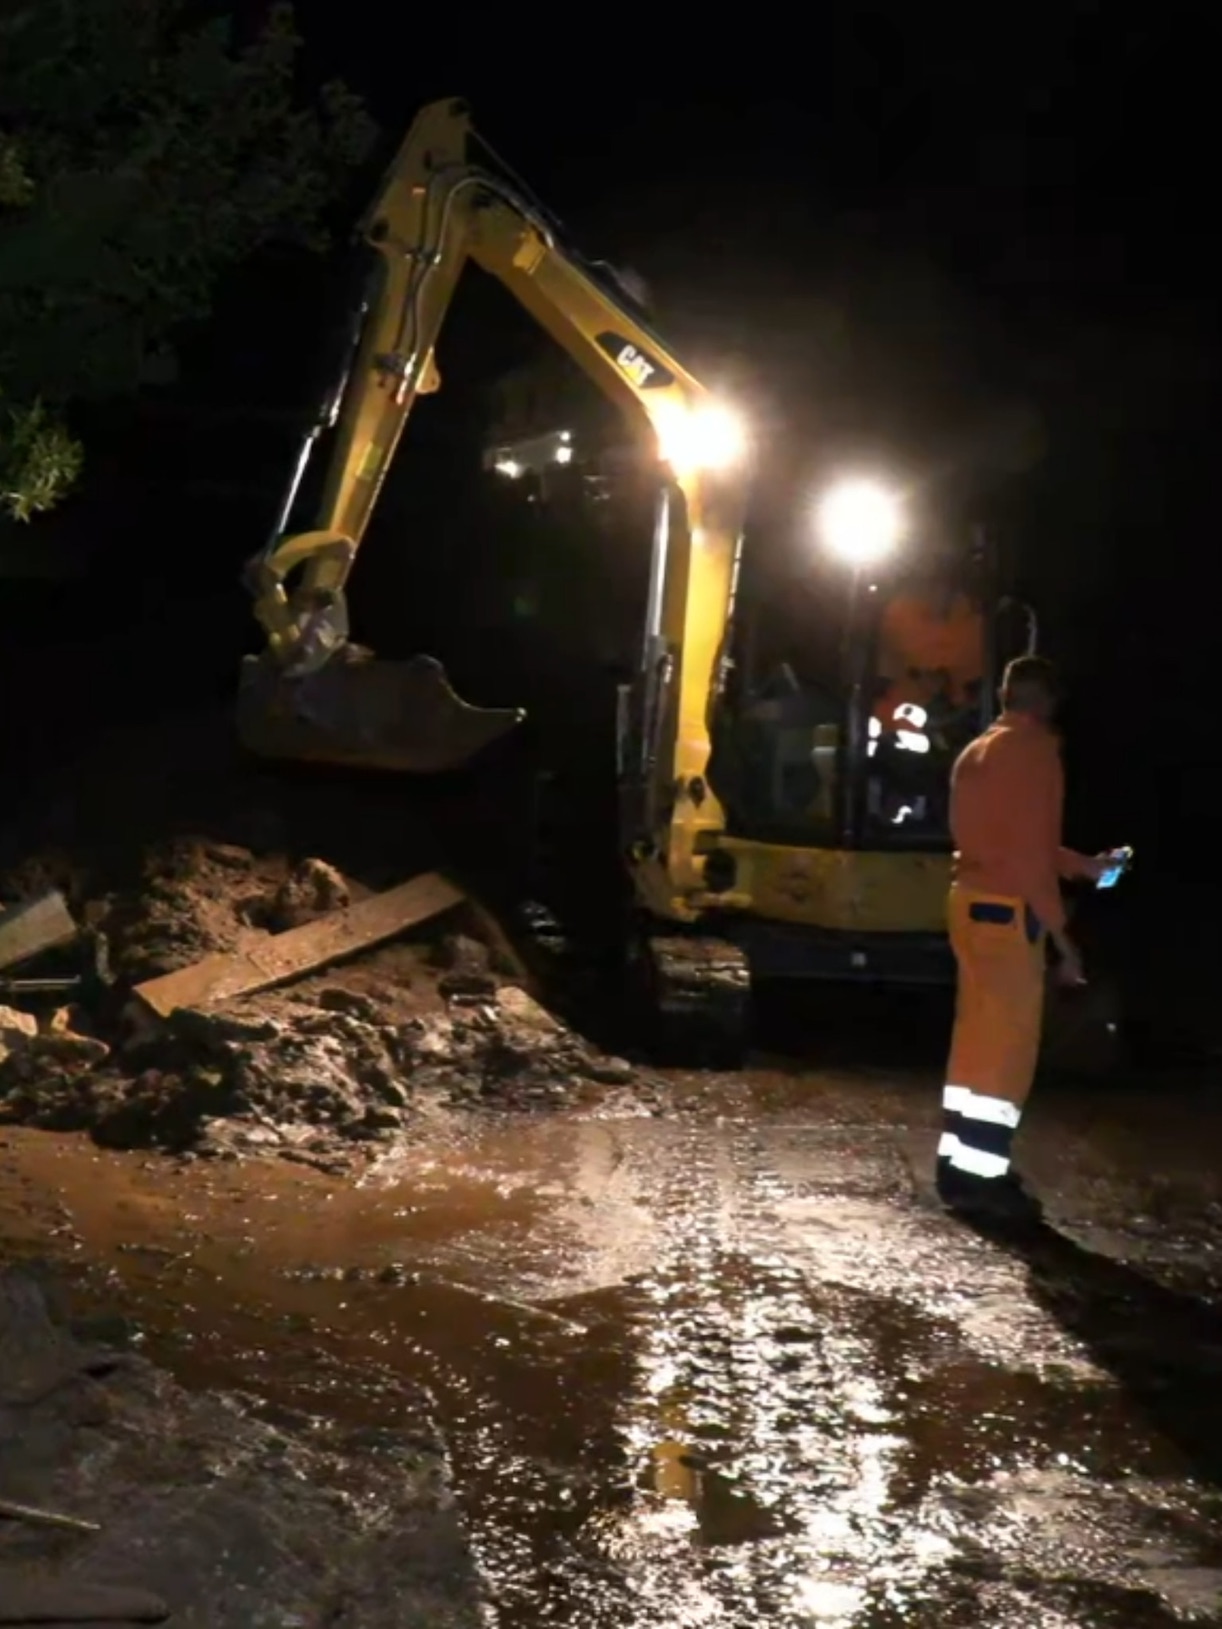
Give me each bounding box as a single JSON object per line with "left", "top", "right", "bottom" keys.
{"left": 0, "top": 836, "right": 658, "bottom": 1167}
{"left": 99, "top": 837, "right": 301, "bottom": 982}
{"left": 0, "top": 1266, "right": 482, "bottom": 1627}
{"left": 0, "top": 975, "right": 650, "bottom": 1170}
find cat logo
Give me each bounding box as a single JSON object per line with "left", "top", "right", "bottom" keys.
{"left": 616, "top": 344, "right": 656, "bottom": 387}
{"left": 595, "top": 331, "right": 675, "bottom": 390}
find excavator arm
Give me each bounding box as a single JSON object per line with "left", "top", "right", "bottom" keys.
{"left": 239, "top": 97, "right": 751, "bottom": 914}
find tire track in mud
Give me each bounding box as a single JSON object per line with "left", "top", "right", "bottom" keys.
{"left": 455, "top": 1114, "right": 1222, "bottom": 1627}
{"left": 730, "top": 1118, "right": 1222, "bottom": 1627}
{"left": 5, "top": 1113, "right": 1217, "bottom": 1626}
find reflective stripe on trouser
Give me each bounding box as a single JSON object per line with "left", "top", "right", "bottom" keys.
{"left": 940, "top": 885, "right": 1046, "bottom": 1180}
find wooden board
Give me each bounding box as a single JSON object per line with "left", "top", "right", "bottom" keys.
{"left": 133, "top": 871, "right": 465, "bottom": 1019}
{"left": 0, "top": 890, "right": 79, "bottom": 974}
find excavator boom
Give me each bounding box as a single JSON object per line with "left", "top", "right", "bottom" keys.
{"left": 240, "top": 98, "right": 750, "bottom": 911}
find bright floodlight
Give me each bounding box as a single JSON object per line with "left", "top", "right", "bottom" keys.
{"left": 655, "top": 401, "right": 748, "bottom": 474}
{"left": 817, "top": 478, "right": 904, "bottom": 566}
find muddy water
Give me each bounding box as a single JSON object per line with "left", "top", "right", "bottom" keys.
{"left": 2, "top": 1070, "right": 1221, "bottom": 1627}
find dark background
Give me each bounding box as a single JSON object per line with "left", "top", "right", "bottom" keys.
{"left": 1, "top": 13, "right": 1216, "bottom": 1053}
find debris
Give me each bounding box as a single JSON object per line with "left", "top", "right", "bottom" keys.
{"left": 0, "top": 1005, "right": 38, "bottom": 1064}
{"left": 131, "top": 872, "right": 466, "bottom": 1019}
{"left": 0, "top": 1267, "right": 481, "bottom": 1626}
{"left": 583, "top": 1054, "right": 634, "bottom": 1085}
{"left": 100, "top": 838, "right": 280, "bottom": 982}
{"left": 495, "top": 984, "right": 563, "bottom": 1033}
{"left": 0, "top": 1005, "right": 109, "bottom": 1071}
{"left": 29, "top": 1030, "right": 111, "bottom": 1069}
{"left": 0, "top": 889, "right": 78, "bottom": 973}
{"left": 0, "top": 829, "right": 659, "bottom": 1161}
{"left": 416, "top": 1273, "right": 589, "bottom": 1336}
{"left": 1, "top": 974, "right": 660, "bottom": 1157}
{"left": 0, "top": 1493, "right": 101, "bottom": 1533}
{"left": 46, "top": 1004, "right": 85, "bottom": 1035}
{"left": 265, "top": 855, "right": 350, "bottom": 931}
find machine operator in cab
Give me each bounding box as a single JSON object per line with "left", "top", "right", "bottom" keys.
{"left": 873, "top": 580, "right": 984, "bottom": 730}
{"left": 936, "top": 656, "right": 1113, "bottom": 1226}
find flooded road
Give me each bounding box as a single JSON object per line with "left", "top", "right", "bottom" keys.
{"left": 2, "top": 1064, "right": 1221, "bottom": 1626}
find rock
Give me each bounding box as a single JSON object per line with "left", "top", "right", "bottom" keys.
{"left": 0, "top": 1004, "right": 38, "bottom": 1063}
{"left": 202, "top": 841, "right": 255, "bottom": 870}
{"left": 317, "top": 986, "right": 383, "bottom": 1020}
{"left": 266, "top": 857, "right": 350, "bottom": 930}
{"left": 170, "top": 1008, "right": 280, "bottom": 1046}
{"left": 438, "top": 969, "right": 498, "bottom": 1001}
{"left": 45, "top": 1004, "right": 90, "bottom": 1036}
{"left": 28, "top": 1032, "right": 110, "bottom": 1069}
{"left": 375, "top": 1264, "right": 414, "bottom": 1286}
{"left": 583, "top": 1054, "right": 634, "bottom": 1085}
{"left": 362, "top": 1105, "right": 402, "bottom": 1131}
{"left": 495, "top": 985, "right": 563, "bottom": 1033}
{"left": 370, "top": 1077, "right": 410, "bottom": 1109}
{"left": 436, "top": 933, "right": 491, "bottom": 975}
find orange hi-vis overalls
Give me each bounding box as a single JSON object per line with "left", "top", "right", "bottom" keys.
{"left": 877, "top": 592, "right": 985, "bottom": 709}
{"left": 940, "top": 712, "right": 1093, "bottom": 1184}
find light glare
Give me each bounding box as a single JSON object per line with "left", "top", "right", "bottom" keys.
{"left": 654, "top": 401, "right": 747, "bottom": 473}
{"left": 818, "top": 478, "right": 904, "bottom": 565}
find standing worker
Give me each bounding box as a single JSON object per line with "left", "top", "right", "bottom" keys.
{"left": 937, "top": 655, "right": 1112, "bottom": 1225}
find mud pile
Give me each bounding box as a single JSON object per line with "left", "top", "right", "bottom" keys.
{"left": 0, "top": 838, "right": 656, "bottom": 1166}
{"left": 0, "top": 1265, "right": 482, "bottom": 1627}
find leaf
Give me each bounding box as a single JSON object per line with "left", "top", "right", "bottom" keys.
{"left": 0, "top": 0, "right": 376, "bottom": 516}
{"left": 0, "top": 396, "right": 83, "bottom": 521}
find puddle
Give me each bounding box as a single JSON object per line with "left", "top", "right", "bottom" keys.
{"left": 1, "top": 1103, "right": 1220, "bottom": 1627}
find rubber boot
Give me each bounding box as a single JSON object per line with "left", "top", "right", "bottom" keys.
{"left": 938, "top": 1165, "right": 1043, "bottom": 1228}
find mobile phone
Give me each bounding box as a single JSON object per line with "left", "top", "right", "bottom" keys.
{"left": 1096, "top": 846, "right": 1133, "bottom": 890}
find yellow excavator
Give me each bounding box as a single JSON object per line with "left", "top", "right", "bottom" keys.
{"left": 238, "top": 97, "right": 1048, "bottom": 1062}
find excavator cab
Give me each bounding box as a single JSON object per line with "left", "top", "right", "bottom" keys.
{"left": 710, "top": 532, "right": 1027, "bottom": 840}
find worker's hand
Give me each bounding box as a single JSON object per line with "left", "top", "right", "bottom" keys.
{"left": 1052, "top": 933, "right": 1086, "bottom": 987}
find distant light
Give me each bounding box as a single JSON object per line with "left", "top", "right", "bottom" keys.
{"left": 817, "top": 477, "right": 905, "bottom": 566}
{"left": 554, "top": 444, "right": 573, "bottom": 464}
{"left": 494, "top": 458, "right": 523, "bottom": 479}
{"left": 559, "top": 430, "right": 572, "bottom": 443}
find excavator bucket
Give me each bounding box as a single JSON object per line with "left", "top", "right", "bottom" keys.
{"left": 236, "top": 650, "right": 526, "bottom": 775}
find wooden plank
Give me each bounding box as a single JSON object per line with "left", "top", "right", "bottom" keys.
{"left": 133, "top": 872, "right": 465, "bottom": 1019}
{"left": 0, "top": 890, "right": 79, "bottom": 973}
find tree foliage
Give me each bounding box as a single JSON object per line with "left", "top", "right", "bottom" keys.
{"left": 0, "top": 0, "right": 374, "bottom": 520}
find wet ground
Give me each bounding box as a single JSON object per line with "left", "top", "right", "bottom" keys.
{"left": 2, "top": 1032, "right": 1221, "bottom": 1626}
